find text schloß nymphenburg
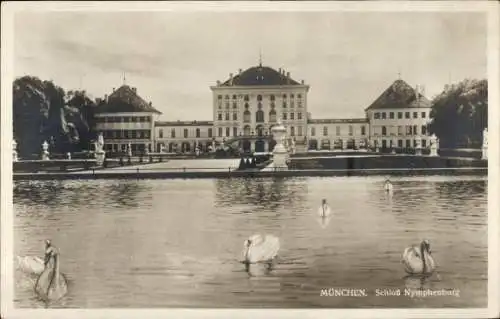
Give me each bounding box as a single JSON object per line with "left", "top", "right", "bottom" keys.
{"left": 320, "top": 288, "right": 368, "bottom": 297}
{"left": 375, "top": 288, "right": 460, "bottom": 298}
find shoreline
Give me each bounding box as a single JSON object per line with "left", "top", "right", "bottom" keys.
{"left": 13, "top": 167, "right": 487, "bottom": 181}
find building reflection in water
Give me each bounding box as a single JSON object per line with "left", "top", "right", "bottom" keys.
{"left": 214, "top": 177, "right": 308, "bottom": 212}
{"left": 14, "top": 180, "right": 153, "bottom": 210}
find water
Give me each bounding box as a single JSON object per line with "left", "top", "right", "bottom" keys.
{"left": 13, "top": 175, "right": 488, "bottom": 308}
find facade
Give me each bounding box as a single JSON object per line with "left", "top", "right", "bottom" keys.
{"left": 307, "top": 118, "right": 369, "bottom": 150}
{"left": 154, "top": 121, "right": 214, "bottom": 153}
{"left": 364, "top": 79, "right": 432, "bottom": 150}
{"left": 209, "top": 63, "right": 310, "bottom": 152}
{"left": 94, "top": 85, "right": 162, "bottom": 154}
{"left": 94, "top": 65, "right": 433, "bottom": 155}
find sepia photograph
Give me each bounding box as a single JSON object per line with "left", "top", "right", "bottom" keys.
{"left": 1, "top": 1, "right": 499, "bottom": 319}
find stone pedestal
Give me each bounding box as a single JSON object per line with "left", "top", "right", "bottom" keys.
{"left": 41, "top": 141, "right": 50, "bottom": 161}
{"left": 271, "top": 121, "right": 289, "bottom": 170}
{"left": 415, "top": 136, "right": 422, "bottom": 156}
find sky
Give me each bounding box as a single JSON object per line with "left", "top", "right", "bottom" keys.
{"left": 13, "top": 11, "right": 487, "bottom": 121}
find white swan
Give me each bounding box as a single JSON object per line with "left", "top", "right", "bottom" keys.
{"left": 318, "top": 199, "right": 332, "bottom": 218}
{"left": 242, "top": 234, "right": 280, "bottom": 264}
{"left": 384, "top": 179, "right": 393, "bottom": 192}
{"left": 34, "top": 240, "right": 68, "bottom": 302}
{"left": 17, "top": 256, "right": 45, "bottom": 276}
{"left": 401, "top": 239, "right": 436, "bottom": 275}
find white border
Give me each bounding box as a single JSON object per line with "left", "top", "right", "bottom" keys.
{"left": 1, "top": 1, "right": 499, "bottom": 319}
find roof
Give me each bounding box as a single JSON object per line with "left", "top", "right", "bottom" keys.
{"left": 156, "top": 120, "right": 213, "bottom": 127}
{"left": 219, "top": 65, "right": 302, "bottom": 86}
{"left": 308, "top": 118, "right": 368, "bottom": 124}
{"left": 96, "top": 85, "right": 162, "bottom": 114}
{"left": 365, "top": 79, "right": 431, "bottom": 111}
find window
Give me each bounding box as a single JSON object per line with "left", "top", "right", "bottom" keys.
{"left": 389, "top": 112, "right": 395, "bottom": 119}
{"left": 196, "top": 128, "right": 200, "bottom": 138}
{"left": 349, "top": 125, "right": 353, "bottom": 136}
{"left": 290, "top": 113, "right": 294, "bottom": 120}
{"left": 171, "top": 129, "right": 176, "bottom": 138}
{"left": 225, "top": 113, "right": 229, "bottom": 121}
{"left": 405, "top": 112, "right": 410, "bottom": 119}
{"left": 283, "top": 113, "right": 287, "bottom": 120}
{"left": 290, "top": 127, "right": 295, "bottom": 136}
{"left": 413, "top": 112, "right": 418, "bottom": 119}
{"left": 218, "top": 127, "right": 222, "bottom": 137}
{"left": 298, "top": 100, "right": 302, "bottom": 107}
{"left": 298, "top": 126, "right": 303, "bottom": 136}
{"left": 421, "top": 125, "right": 427, "bottom": 135}
{"left": 256, "top": 110, "right": 264, "bottom": 122}
{"left": 226, "top": 127, "right": 230, "bottom": 137}
{"left": 421, "top": 112, "right": 426, "bottom": 118}
{"left": 243, "top": 110, "right": 251, "bottom": 123}
{"left": 361, "top": 126, "right": 366, "bottom": 136}
{"left": 422, "top": 139, "right": 427, "bottom": 147}
{"left": 298, "top": 112, "right": 302, "bottom": 120}
{"left": 406, "top": 139, "right": 411, "bottom": 148}
{"left": 244, "top": 95, "right": 249, "bottom": 101}
{"left": 282, "top": 94, "right": 287, "bottom": 99}
{"left": 311, "top": 127, "right": 316, "bottom": 136}
{"left": 232, "top": 95, "right": 237, "bottom": 100}
{"left": 233, "top": 127, "right": 238, "bottom": 137}
{"left": 159, "top": 129, "right": 163, "bottom": 138}
{"left": 291, "top": 94, "right": 294, "bottom": 99}
{"left": 218, "top": 95, "right": 222, "bottom": 100}
{"left": 184, "top": 129, "right": 188, "bottom": 138}
{"left": 218, "top": 114, "right": 222, "bottom": 121}
{"left": 323, "top": 126, "right": 328, "bottom": 136}
{"left": 131, "top": 131, "right": 136, "bottom": 139}
{"left": 283, "top": 101, "right": 287, "bottom": 108}
{"left": 298, "top": 94, "right": 302, "bottom": 99}
{"left": 336, "top": 126, "right": 341, "bottom": 136}
{"left": 257, "top": 95, "right": 262, "bottom": 101}
{"left": 374, "top": 112, "right": 380, "bottom": 119}
{"left": 233, "top": 113, "right": 237, "bottom": 121}
{"left": 232, "top": 102, "right": 237, "bottom": 109}
{"left": 269, "top": 109, "right": 277, "bottom": 122}
{"left": 381, "top": 112, "right": 386, "bottom": 119}
{"left": 225, "top": 101, "right": 230, "bottom": 109}
{"left": 270, "top": 95, "right": 275, "bottom": 101}
{"left": 406, "top": 125, "right": 412, "bottom": 135}
{"left": 382, "top": 126, "right": 387, "bottom": 136}
{"left": 413, "top": 125, "right": 418, "bottom": 135}
{"left": 208, "top": 128, "right": 212, "bottom": 138}
{"left": 398, "top": 139, "right": 403, "bottom": 148}
{"left": 398, "top": 112, "right": 403, "bottom": 119}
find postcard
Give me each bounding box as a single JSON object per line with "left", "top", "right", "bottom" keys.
{"left": 1, "top": 1, "right": 499, "bottom": 319}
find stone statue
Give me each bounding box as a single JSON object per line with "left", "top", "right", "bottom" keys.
{"left": 13, "top": 140, "right": 18, "bottom": 162}
{"left": 96, "top": 133, "right": 104, "bottom": 153}
{"left": 127, "top": 143, "right": 132, "bottom": 157}
{"left": 41, "top": 141, "right": 50, "bottom": 160}
{"left": 482, "top": 128, "right": 488, "bottom": 160}
{"left": 94, "top": 133, "right": 106, "bottom": 166}
{"left": 429, "top": 134, "right": 438, "bottom": 157}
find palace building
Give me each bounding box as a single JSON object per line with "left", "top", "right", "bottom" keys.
{"left": 95, "top": 63, "right": 432, "bottom": 155}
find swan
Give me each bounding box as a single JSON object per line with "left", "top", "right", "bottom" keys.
{"left": 34, "top": 240, "right": 68, "bottom": 302}
{"left": 318, "top": 199, "right": 332, "bottom": 218}
{"left": 242, "top": 234, "right": 280, "bottom": 265}
{"left": 384, "top": 179, "right": 393, "bottom": 192}
{"left": 401, "top": 239, "right": 436, "bottom": 275}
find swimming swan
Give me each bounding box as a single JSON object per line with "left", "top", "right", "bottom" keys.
{"left": 34, "top": 240, "right": 68, "bottom": 302}
{"left": 401, "top": 239, "right": 436, "bottom": 275}
{"left": 243, "top": 234, "right": 280, "bottom": 264}
{"left": 384, "top": 179, "right": 393, "bottom": 192}
{"left": 318, "top": 199, "right": 332, "bottom": 218}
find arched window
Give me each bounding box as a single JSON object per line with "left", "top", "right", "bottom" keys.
{"left": 243, "top": 110, "right": 251, "bottom": 123}
{"left": 232, "top": 95, "right": 237, "bottom": 100}
{"left": 256, "top": 110, "right": 264, "bottom": 123}
{"left": 269, "top": 109, "right": 277, "bottom": 122}
{"left": 256, "top": 125, "right": 264, "bottom": 137}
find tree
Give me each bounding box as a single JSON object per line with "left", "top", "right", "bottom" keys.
{"left": 428, "top": 79, "right": 487, "bottom": 148}
{"left": 13, "top": 76, "right": 97, "bottom": 158}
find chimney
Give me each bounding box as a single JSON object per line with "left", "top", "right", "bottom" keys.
{"left": 415, "top": 85, "right": 420, "bottom": 100}
{"left": 229, "top": 73, "right": 234, "bottom": 86}
{"left": 104, "top": 94, "right": 108, "bottom": 102}
{"left": 421, "top": 85, "right": 426, "bottom": 97}
{"left": 286, "top": 72, "right": 290, "bottom": 84}
{"left": 278, "top": 68, "right": 282, "bottom": 73}
{"left": 301, "top": 80, "right": 304, "bottom": 85}
{"left": 238, "top": 68, "right": 242, "bottom": 75}
{"left": 444, "top": 84, "right": 450, "bottom": 92}
{"left": 149, "top": 101, "right": 152, "bottom": 106}
{"left": 216, "top": 80, "right": 221, "bottom": 86}
{"left": 132, "top": 87, "right": 137, "bottom": 93}
{"left": 112, "top": 87, "right": 116, "bottom": 92}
